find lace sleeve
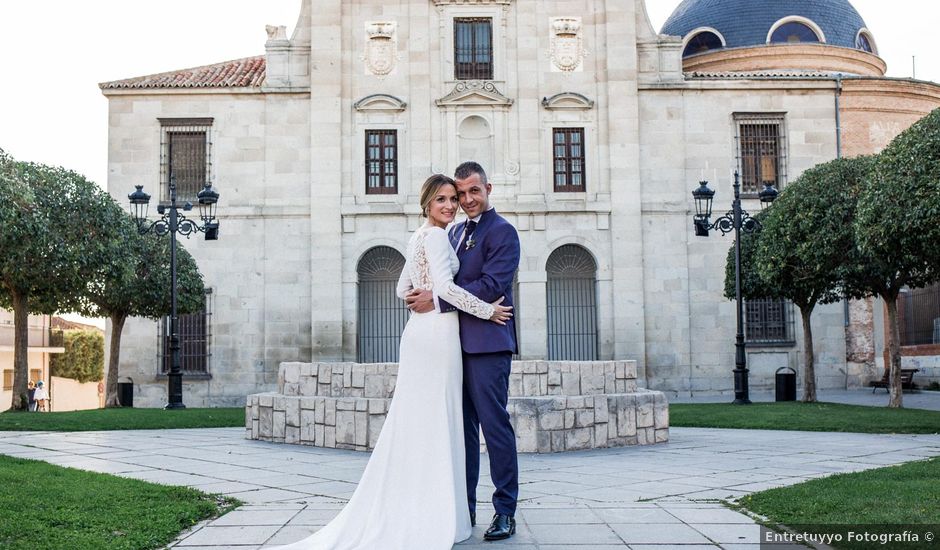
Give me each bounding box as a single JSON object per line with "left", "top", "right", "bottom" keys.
{"left": 424, "top": 228, "right": 495, "bottom": 320}
{"left": 396, "top": 248, "right": 413, "bottom": 300}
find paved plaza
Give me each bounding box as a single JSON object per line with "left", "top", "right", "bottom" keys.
{"left": 2, "top": 399, "right": 939, "bottom": 550}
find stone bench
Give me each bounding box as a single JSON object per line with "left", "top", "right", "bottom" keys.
{"left": 246, "top": 360, "right": 669, "bottom": 453}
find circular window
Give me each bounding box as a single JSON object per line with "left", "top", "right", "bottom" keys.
{"left": 770, "top": 22, "right": 820, "bottom": 44}
{"left": 856, "top": 32, "right": 874, "bottom": 53}
{"left": 683, "top": 31, "right": 724, "bottom": 57}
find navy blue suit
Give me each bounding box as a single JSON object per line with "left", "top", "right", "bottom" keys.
{"left": 440, "top": 208, "right": 520, "bottom": 517}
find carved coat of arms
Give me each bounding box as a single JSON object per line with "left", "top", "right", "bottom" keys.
{"left": 549, "top": 18, "right": 585, "bottom": 73}
{"left": 363, "top": 22, "right": 399, "bottom": 77}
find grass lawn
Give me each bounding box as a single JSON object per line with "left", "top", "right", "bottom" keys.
{"left": 0, "top": 407, "right": 244, "bottom": 432}
{"left": 0, "top": 455, "right": 238, "bottom": 550}
{"left": 670, "top": 401, "right": 940, "bottom": 434}
{"left": 736, "top": 457, "right": 940, "bottom": 550}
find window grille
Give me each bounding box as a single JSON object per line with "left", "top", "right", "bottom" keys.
{"left": 358, "top": 247, "right": 409, "bottom": 363}
{"left": 734, "top": 114, "right": 786, "bottom": 196}
{"left": 899, "top": 283, "right": 940, "bottom": 346}
{"left": 454, "top": 18, "right": 493, "bottom": 80}
{"left": 553, "top": 128, "right": 586, "bottom": 192}
{"left": 159, "top": 289, "right": 212, "bottom": 376}
{"left": 159, "top": 118, "right": 213, "bottom": 203}
{"left": 546, "top": 245, "right": 598, "bottom": 360}
{"left": 365, "top": 130, "right": 398, "bottom": 194}
{"left": 744, "top": 298, "right": 795, "bottom": 345}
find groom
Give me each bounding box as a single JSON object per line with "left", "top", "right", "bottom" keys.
{"left": 406, "top": 161, "right": 520, "bottom": 541}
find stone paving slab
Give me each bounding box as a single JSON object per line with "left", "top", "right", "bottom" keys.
{"left": 1, "top": 426, "right": 939, "bottom": 549}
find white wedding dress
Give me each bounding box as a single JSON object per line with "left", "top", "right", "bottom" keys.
{"left": 271, "top": 223, "right": 495, "bottom": 550}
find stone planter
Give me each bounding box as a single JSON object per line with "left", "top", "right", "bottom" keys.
{"left": 246, "top": 360, "right": 668, "bottom": 452}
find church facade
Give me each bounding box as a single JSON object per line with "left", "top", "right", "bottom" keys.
{"left": 101, "top": 0, "right": 940, "bottom": 407}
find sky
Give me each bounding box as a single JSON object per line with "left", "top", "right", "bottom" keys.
{"left": 0, "top": 0, "right": 937, "bottom": 191}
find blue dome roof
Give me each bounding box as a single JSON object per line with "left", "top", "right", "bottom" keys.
{"left": 661, "top": 0, "right": 869, "bottom": 51}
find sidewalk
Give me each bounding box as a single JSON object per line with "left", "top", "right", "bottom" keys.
{"left": 668, "top": 388, "right": 940, "bottom": 411}
{"left": 1, "top": 426, "right": 938, "bottom": 549}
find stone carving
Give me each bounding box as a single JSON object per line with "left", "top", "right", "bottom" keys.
{"left": 265, "top": 25, "right": 287, "bottom": 41}
{"left": 353, "top": 94, "right": 408, "bottom": 112}
{"left": 541, "top": 92, "right": 595, "bottom": 110}
{"left": 549, "top": 17, "right": 586, "bottom": 73}
{"left": 505, "top": 160, "right": 520, "bottom": 176}
{"left": 362, "top": 21, "right": 399, "bottom": 77}
{"left": 436, "top": 80, "right": 513, "bottom": 107}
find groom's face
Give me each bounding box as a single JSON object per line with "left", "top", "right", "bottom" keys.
{"left": 454, "top": 172, "right": 491, "bottom": 219}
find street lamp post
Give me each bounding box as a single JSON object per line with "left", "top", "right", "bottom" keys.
{"left": 128, "top": 178, "right": 219, "bottom": 409}
{"left": 691, "top": 172, "right": 777, "bottom": 405}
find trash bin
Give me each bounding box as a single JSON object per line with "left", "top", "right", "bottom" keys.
{"left": 775, "top": 367, "right": 796, "bottom": 401}
{"left": 117, "top": 382, "right": 134, "bottom": 407}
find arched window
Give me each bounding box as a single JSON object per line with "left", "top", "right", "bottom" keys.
{"left": 683, "top": 30, "right": 724, "bottom": 57}
{"left": 357, "top": 246, "right": 409, "bottom": 363}
{"left": 546, "top": 245, "right": 598, "bottom": 360}
{"left": 856, "top": 30, "right": 876, "bottom": 54}
{"left": 769, "top": 20, "right": 822, "bottom": 44}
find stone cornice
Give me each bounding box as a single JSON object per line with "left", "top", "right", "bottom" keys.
{"left": 541, "top": 92, "right": 594, "bottom": 110}
{"left": 435, "top": 80, "right": 513, "bottom": 107}
{"left": 354, "top": 94, "right": 408, "bottom": 112}
{"left": 431, "top": 0, "right": 513, "bottom": 5}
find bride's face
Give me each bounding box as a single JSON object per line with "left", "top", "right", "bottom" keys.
{"left": 428, "top": 184, "right": 459, "bottom": 228}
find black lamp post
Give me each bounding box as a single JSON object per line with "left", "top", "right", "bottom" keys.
{"left": 128, "top": 177, "right": 219, "bottom": 409}
{"left": 691, "top": 171, "right": 777, "bottom": 404}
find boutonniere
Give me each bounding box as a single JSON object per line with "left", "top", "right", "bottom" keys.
{"left": 465, "top": 237, "right": 476, "bottom": 251}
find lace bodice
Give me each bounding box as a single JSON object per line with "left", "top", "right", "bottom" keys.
{"left": 396, "top": 224, "right": 495, "bottom": 320}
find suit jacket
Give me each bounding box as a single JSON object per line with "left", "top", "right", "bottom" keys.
{"left": 438, "top": 208, "right": 520, "bottom": 354}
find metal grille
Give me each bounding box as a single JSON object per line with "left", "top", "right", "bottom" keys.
{"left": 159, "top": 290, "right": 212, "bottom": 375}
{"left": 744, "top": 298, "right": 795, "bottom": 345}
{"left": 454, "top": 18, "right": 493, "bottom": 80}
{"left": 358, "top": 247, "right": 409, "bottom": 363}
{"left": 553, "top": 128, "right": 586, "bottom": 192}
{"left": 159, "top": 118, "right": 213, "bottom": 203}
{"left": 734, "top": 114, "right": 786, "bottom": 195}
{"left": 546, "top": 245, "right": 598, "bottom": 360}
{"left": 900, "top": 284, "right": 940, "bottom": 345}
{"left": 365, "top": 130, "right": 398, "bottom": 194}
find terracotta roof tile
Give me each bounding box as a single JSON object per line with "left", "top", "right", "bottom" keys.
{"left": 687, "top": 70, "right": 833, "bottom": 79}
{"left": 100, "top": 56, "right": 265, "bottom": 90}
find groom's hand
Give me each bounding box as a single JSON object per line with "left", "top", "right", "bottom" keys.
{"left": 405, "top": 289, "right": 435, "bottom": 313}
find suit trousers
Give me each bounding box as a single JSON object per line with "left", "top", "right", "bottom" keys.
{"left": 463, "top": 351, "right": 518, "bottom": 517}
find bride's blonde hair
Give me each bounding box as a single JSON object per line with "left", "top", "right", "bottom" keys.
{"left": 419, "top": 174, "right": 456, "bottom": 217}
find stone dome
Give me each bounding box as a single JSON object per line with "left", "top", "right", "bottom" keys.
{"left": 661, "top": 0, "right": 874, "bottom": 57}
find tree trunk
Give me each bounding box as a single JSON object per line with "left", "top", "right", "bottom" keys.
{"left": 799, "top": 304, "right": 817, "bottom": 403}
{"left": 105, "top": 313, "right": 127, "bottom": 408}
{"left": 884, "top": 295, "right": 903, "bottom": 408}
{"left": 10, "top": 290, "right": 29, "bottom": 411}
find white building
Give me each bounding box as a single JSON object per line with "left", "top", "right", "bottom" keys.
{"left": 101, "top": 0, "right": 940, "bottom": 407}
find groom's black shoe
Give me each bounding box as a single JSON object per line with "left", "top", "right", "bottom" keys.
{"left": 483, "top": 514, "right": 515, "bottom": 541}
{"left": 470, "top": 510, "right": 476, "bottom": 527}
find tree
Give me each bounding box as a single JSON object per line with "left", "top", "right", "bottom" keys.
{"left": 50, "top": 330, "right": 105, "bottom": 383}
{"left": 856, "top": 107, "right": 940, "bottom": 408}
{"left": 77, "top": 217, "right": 204, "bottom": 407}
{"left": 753, "top": 156, "right": 877, "bottom": 403}
{"left": 0, "top": 152, "right": 125, "bottom": 410}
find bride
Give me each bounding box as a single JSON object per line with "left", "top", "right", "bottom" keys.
{"left": 271, "top": 174, "right": 512, "bottom": 550}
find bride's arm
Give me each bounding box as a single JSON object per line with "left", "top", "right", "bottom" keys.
{"left": 424, "top": 228, "right": 495, "bottom": 320}
{"left": 395, "top": 255, "right": 413, "bottom": 300}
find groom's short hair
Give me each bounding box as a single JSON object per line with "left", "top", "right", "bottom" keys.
{"left": 455, "top": 161, "right": 488, "bottom": 185}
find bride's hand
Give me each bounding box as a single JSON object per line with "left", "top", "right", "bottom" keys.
{"left": 489, "top": 296, "right": 513, "bottom": 325}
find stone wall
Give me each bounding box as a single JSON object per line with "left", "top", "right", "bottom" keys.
{"left": 247, "top": 360, "right": 669, "bottom": 453}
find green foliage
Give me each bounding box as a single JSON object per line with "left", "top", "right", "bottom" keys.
{"left": 0, "top": 408, "right": 245, "bottom": 432}
{"left": 856, "top": 107, "right": 940, "bottom": 296}
{"left": 669, "top": 401, "right": 940, "bottom": 434}
{"left": 755, "top": 156, "right": 877, "bottom": 310}
{"left": 79, "top": 215, "right": 205, "bottom": 321}
{"left": 0, "top": 455, "right": 238, "bottom": 550}
{"left": 50, "top": 330, "right": 105, "bottom": 383}
{"left": 723, "top": 210, "right": 773, "bottom": 300}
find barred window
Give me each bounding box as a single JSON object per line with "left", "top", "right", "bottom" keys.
{"left": 357, "top": 247, "right": 409, "bottom": 363}
{"left": 454, "top": 18, "right": 493, "bottom": 80}
{"left": 553, "top": 128, "right": 586, "bottom": 192}
{"left": 745, "top": 298, "right": 796, "bottom": 345}
{"left": 546, "top": 245, "right": 598, "bottom": 360}
{"left": 899, "top": 284, "right": 940, "bottom": 346}
{"left": 365, "top": 130, "right": 398, "bottom": 194}
{"left": 734, "top": 114, "right": 786, "bottom": 195}
{"left": 159, "top": 289, "right": 212, "bottom": 376}
{"left": 159, "top": 118, "right": 213, "bottom": 203}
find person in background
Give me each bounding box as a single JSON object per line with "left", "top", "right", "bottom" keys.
{"left": 33, "top": 380, "right": 48, "bottom": 412}
{"left": 27, "top": 380, "right": 37, "bottom": 411}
